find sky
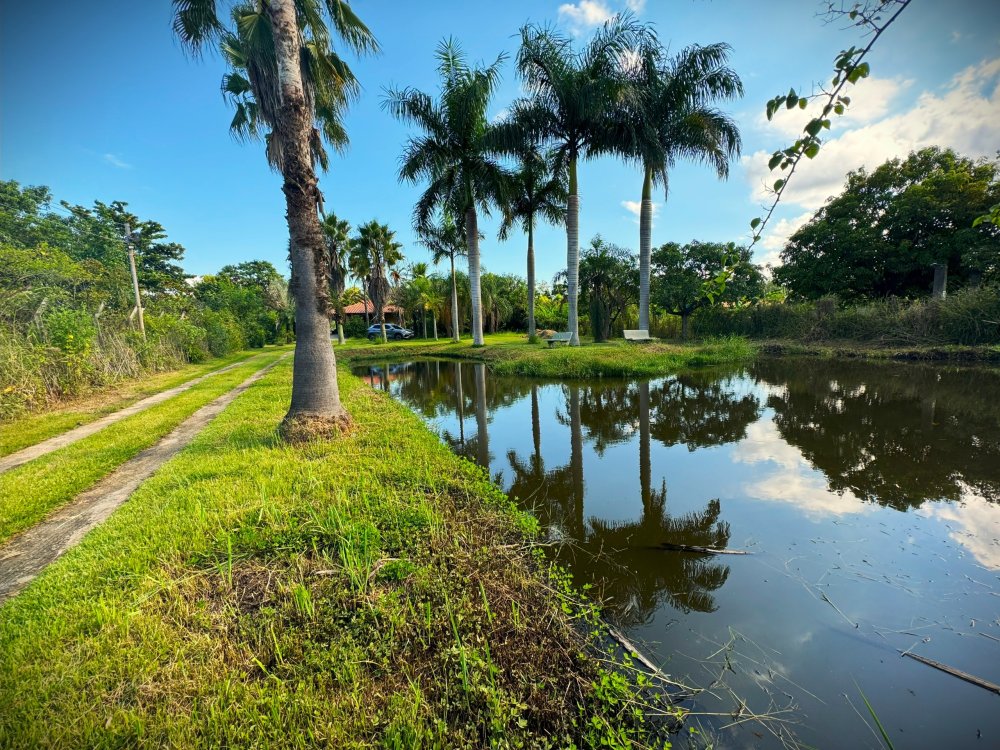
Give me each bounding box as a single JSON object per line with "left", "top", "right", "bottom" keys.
{"left": 2, "top": 0, "right": 999, "bottom": 282}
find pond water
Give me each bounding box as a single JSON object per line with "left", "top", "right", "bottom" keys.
{"left": 353, "top": 358, "right": 1000, "bottom": 749}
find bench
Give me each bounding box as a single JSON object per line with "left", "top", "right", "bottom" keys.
{"left": 546, "top": 332, "right": 573, "bottom": 347}
{"left": 623, "top": 329, "right": 652, "bottom": 342}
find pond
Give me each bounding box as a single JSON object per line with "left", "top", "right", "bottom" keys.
{"left": 353, "top": 357, "right": 1000, "bottom": 749}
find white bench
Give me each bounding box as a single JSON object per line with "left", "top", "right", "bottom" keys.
{"left": 623, "top": 329, "right": 652, "bottom": 342}
{"left": 546, "top": 332, "right": 573, "bottom": 347}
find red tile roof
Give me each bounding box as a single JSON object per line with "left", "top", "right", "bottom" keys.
{"left": 343, "top": 301, "right": 402, "bottom": 315}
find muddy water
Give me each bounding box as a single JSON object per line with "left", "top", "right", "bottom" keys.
{"left": 354, "top": 358, "right": 1000, "bottom": 749}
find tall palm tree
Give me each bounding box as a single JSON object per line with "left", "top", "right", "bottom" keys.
{"left": 172, "top": 0, "right": 377, "bottom": 437}
{"left": 498, "top": 148, "right": 567, "bottom": 342}
{"left": 511, "top": 15, "right": 652, "bottom": 346}
{"left": 383, "top": 39, "right": 509, "bottom": 347}
{"left": 622, "top": 42, "right": 743, "bottom": 331}
{"left": 417, "top": 213, "right": 468, "bottom": 342}
{"left": 321, "top": 212, "right": 351, "bottom": 344}
{"left": 351, "top": 220, "right": 403, "bottom": 342}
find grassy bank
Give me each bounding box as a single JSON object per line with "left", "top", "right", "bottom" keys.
{"left": 336, "top": 332, "right": 757, "bottom": 378}
{"left": 0, "top": 348, "right": 274, "bottom": 457}
{"left": 0, "top": 349, "right": 289, "bottom": 544}
{"left": 757, "top": 340, "right": 1000, "bottom": 362}
{"left": 0, "top": 360, "right": 664, "bottom": 748}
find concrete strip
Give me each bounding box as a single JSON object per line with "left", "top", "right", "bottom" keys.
{"left": 0, "top": 351, "right": 269, "bottom": 475}
{"left": 0, "top": 353, "right": 290, "bottom": 604}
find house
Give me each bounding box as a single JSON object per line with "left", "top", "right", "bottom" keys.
{"left": 341, "top": 300, "right": 404, "bottom": 324}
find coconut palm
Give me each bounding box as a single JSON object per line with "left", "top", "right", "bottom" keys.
{"left": 383, "top": 39, "right": 509, "bottom": 347}
{"left": 498, "top": 148, "right": 567, "bottom": 342}
{"left": 171, "top": 0, "right": 377, "bottom": 436}
{"left": 321, "top": 212, "right": 352, "bottom": 344}
{"left": 416, "top": 213, "right": 468, "bottom": 342}
{"left": 511, "top": 15, "right": 652, "bottom": 346}
{"left": 351, "top": 220, "right": 403, "bottom": 342}
{"left": 621, "top": 42, "right": 743, "bottom": 331}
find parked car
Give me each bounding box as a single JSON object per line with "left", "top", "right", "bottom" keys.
{"left": 367, "top": 323, "right": 415, "bottom": 341}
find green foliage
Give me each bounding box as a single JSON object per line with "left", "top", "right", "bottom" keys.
{"left": 575, "top": 237, "right": 636, "bottom": 342}
{"left": 775, "top": 147, "right": 1000, "bottom": 300}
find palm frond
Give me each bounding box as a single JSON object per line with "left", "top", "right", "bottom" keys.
{"left": 172, "top": 0, "right": 222, "bottom": 53}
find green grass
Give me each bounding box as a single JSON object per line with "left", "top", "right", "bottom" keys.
{"left": 336, "top": 332, "right": 757, "bottom": 378}
{"left": 0, "top": 348, "right": 276, "bottom": 458}
{"left": 0, "top": 349, "right": 289, "bottom": 544}
{"left": 0, "top": 361, "right": 665, "bottom": 748}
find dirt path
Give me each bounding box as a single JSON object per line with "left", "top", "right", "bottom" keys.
{"left": 0, "top": 351, "right": 269, "bottom": 475}
{"left": 0, "top": 353, "right": 289, "bottom": 604}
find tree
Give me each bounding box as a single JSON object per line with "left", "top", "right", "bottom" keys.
{"left": 774, "top": 147, "right": 1000, "bottom": 300}
{"left": 172, "top": 0, "right": 378, "bottom": 438}
{"left": 320, "top": 213, "right": 352, "bottom": 344}
{"left": 577, "top": 236, "right": 637, "bottom": 342}
{"left": 384, "top": 40, "right": 508, "bottom": 347}
{"left": 498, "top": 148, "right": 567, "bottom": 341}
{"left": 619, "top": 42, "right": 742, "bottom": 331}
{"left": 417, "top": 212, "right": 468, "bottom": 342}
{"left": 351, "top": 220, "right": 403, "bottom": 342}
{"left": 650, "top": 241, "right": 763, "bottom": 339}
{"left": 511, "top": 14, "right": 652, "bottom": 345}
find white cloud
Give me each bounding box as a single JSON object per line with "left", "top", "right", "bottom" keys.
{"left": 756, "top": 210, "right": 812, "bottom": 268}
{"left": 744, "top": 58, "right": 1000, "bottom": 251}
{"left": 625, "top": 0, "right": 646, "bottom": 12}
{"left": 558, "top": 0, "right": 614, "bottom": 34}
{"left": 621, "top": 199, "right": 661, "bottom": 226}
{"left": 103, "top": 153, "right": 132, "bottom": 169}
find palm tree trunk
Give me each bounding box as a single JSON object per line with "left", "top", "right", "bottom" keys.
{"left": 422, "top": 310, "right": 428, "bottom": 339}
{"left": 638, "top": 380, "right": 651, "bottom": 515}
{"left": 336, "top": 302, "right": 346, "bottom": 345}
{"left": 450, "top": 254, "right": 460, "bottom": 342}
{"left": 455, "top": 361, "right": 465, "bottom": 444}
{"left": 531, "top": 384, "right": 540, "bottom": 459}
{"left": 566, "top": 155, "right": 581, "bottom": 346}
{"left": 527, "top": 219, "right": 537, "bottom": 343}
{"left": 639, "top": 164, "right": 653, "bottom": 332}
{"left": 466, "top": 205, "right": 485, "bottom": 346}
{"left": 269, "top": 0, "right": 347, "bottom": 435}
{"left": 474, "top": 363, "right": 489, "bottom": 467}
{"left": 569, "top": 385, "right": 584, "bottom": 536}
{"left": 432, "top": 309, "right": 438, "bottom": 340}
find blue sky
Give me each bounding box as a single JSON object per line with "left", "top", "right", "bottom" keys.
{"left": 2, "top": 0, "right": 998, "bottom": 281}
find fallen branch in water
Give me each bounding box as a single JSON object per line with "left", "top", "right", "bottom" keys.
{"left": 901, "top": 651, "right": 1000, "bottom": 695}
{"left": 657, "top": 542, "right": 750, "bottom": 555}
{"left": 604, "top": 621, "right": 679, "bottom": 689}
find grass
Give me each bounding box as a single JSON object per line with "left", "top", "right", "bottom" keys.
{"left": 0, "top": 347, "right": 277, "bottom": 458}
{"left": 335, "top": 332, "right": 757, "bottom": 378}
{"left": 0, "top": 360, "right": 667, "bottom": 748}
{"left": 0, "top": 349, "right": 289, "bottom": 545}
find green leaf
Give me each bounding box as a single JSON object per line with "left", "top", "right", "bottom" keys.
{"left": 786, "top": 94, "right": 799, "bottom": 110}
{"left": 798, "top": 98, "right": 808, "bottom": 110}
{"left": 805, "top": 119, "right": 823, "bottom": 137}
{"left": 804, "top": 143, "right": 820, "bottom": 159}
{"left": 768, "top": 154, "right": 783, "bottom": 170}
{"left": 773, "top": 179, "right": 785, "bottom": 192}
{"left": 834, "top": 103, "right": 846, "bottom": 115}
{"left": 750, "top": 218, "right": 761, "bottom": 229}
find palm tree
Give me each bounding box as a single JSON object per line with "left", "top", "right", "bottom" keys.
{"left": 171, "top": 0, "right": 377, "bottom": 437}
{"left": 498, "top": 148, "right": 567, "bottom": 342}
{"left": 321, "top": 212, "right": 351, "bottom": 344}
{"left": 511, "top": 15, "right": 652, "bottom": 346}
{"left": 351, "top": 220, "right": 403, "bottom": 342}
{"left": 383, "top": 39, "right": 509, "bottom": 347}
{"left": 416, "top": 213, "right": 468, "bottom": 342}
{"left": 622, "top": 42, "right": 743, "bottom": 331}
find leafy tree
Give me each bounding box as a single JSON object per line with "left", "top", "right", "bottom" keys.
{"left": 172, "top": 0, "right": 379, "bottom": 437}
{"left": 320, "top": 213, "right": 352, "bottom": 343}
{"left": 350, "top": 220, "right": 403, "bottom": 342}
{"left": 774, "top": 147, "right": 1000, "bottom": 300}
{"left": 384, "top": 40, "right": 508, "bottom": 346}
{"left": 218, "top": 260, "right": 283, "bottom": 292}
{"left": 576, "top": 236, "right": 636, "bottom": 342}
{"left": 417, "top": 212, "right": 468, "bottom": 341}
{"left": 651, "top": 241, "right": 763, "bottom": 339}
{"left": 618, "top": 42, "right": 742, "bottom": 331}
{"left": 510, "top": 14, "right": 652, "bottom": 346}
{"left": 498, "top": 148, "right": 567, "bottom": 341}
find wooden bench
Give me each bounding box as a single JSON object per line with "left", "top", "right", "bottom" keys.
{"left": 623, "top": 329, "right": 652, "bottom": 342}
{"left": 546, "top": 332, "right": 573, "bottom": 347}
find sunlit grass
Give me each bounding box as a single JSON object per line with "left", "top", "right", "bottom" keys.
{"left": 0, "top": 361, "right": 661, "bottom": 748}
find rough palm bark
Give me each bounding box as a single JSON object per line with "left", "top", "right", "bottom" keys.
{"left": 270, "top": 0, "right": 348, "bottom": 437}
{"left": 450, "top": 254, "right": 460, "bottom": 341}
{"left": 566, "top": 158, "right": 581, "bottom": 346}
{"left": 466, "top": 206, "right": 485, "bottom": 346}
{"left": 639, "top": 165, "right": 654, "bottom": 332}
{"left": 526, "top": 221, "right": 536, "bottom": 340}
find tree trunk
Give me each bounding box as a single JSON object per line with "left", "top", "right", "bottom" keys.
{"left": 566, "top": 155, "right": 581, "bottom": 346}
{"left": 569, "top": 385, "right": 584, "bottom": 537}
{"left": 450, "top": 254, "right": 460, "bottom": 342}
{"left": 681, "top": 313, "right": 690, "bottom": 341}
{"left": 527, "top": 219, "right": 537, "bottom": 342}
{"left": 270, "top": 0, "right": 348, "bottom": 437}
{"left": 531, "top": 384, "right": 540, "bottom": 459}
{"left": 422, "top": 310, "right": 428, "bottom": 339}
{"left": 432, "top": 310, "right": 438, "bottom": 340}
{"left": 474, "top": 363, "right": 489, "bottom": 467}
{"left": 455, "top": 360, "right": 465, "bottom": 444}
{"left": 638, "top": 164, "right": 653, "bottom": 332}
{"left": 638, "top": 380, "right": 651, "bottom": 515}
{"left": 336, "top": 302, "right": 346, "bottom": 345}
{"left": 932, "top": 263, "right": 948, "bottom": 300}
{"left": 467, "top": 205, "right": 485, "bottom": 346}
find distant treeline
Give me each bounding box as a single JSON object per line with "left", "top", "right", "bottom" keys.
{"left": 0, "top": 180, "right": 293, "bottom": 418}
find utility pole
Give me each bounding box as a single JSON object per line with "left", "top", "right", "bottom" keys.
{"left": 124, "top": 222, "right": 145, "bottom": 339}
